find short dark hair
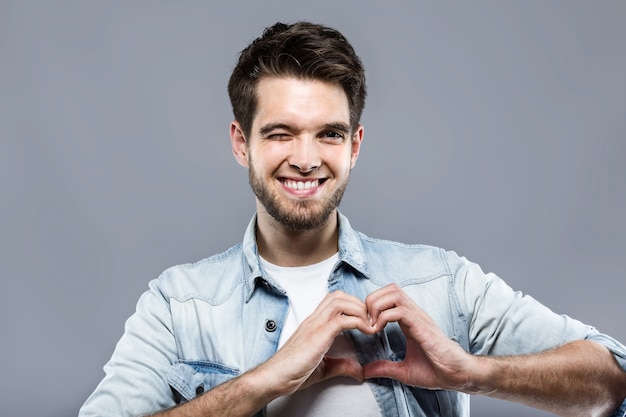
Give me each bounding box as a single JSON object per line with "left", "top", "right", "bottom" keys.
{"left": 227, "top": 21, "right": 367, "bottom": 137}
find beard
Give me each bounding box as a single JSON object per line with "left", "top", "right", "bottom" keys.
{"left": 248, "top": 164, "right": 349, "bottom": 232}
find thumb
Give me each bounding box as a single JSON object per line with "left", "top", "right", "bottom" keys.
{"left": 319, "top": 356, "right": 364, "bottom": 382}
{"left": 363, "top": 359, "right": 404, "bottom": 380}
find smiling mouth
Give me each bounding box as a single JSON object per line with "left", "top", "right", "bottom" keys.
{"left": 280, "top": 178, "right": 326, "bottom": 191}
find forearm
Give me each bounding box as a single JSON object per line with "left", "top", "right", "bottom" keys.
{"left": 471, "top": 340, "right": 626, "bottom": 417}
{"left": 150, "top": 366, "right": 278, "bottom": 417}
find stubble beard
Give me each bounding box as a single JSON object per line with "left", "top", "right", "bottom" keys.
{"left": 248, "top": 165, "right": 349, "bottom": 232}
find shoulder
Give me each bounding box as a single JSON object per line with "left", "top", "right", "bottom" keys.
{"left": 153, "top": 242, "right": 247, "bottom": 304}
{"left": 355, "top": 231, "right": 470, "bottom": 286}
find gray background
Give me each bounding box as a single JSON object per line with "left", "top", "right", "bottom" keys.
{"left": 1, "top": 1, "right": 625, "bottom": 416}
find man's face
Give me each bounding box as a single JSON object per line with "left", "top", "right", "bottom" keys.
{"left": 232, "top": 77, "right": 363, "bottom": 231}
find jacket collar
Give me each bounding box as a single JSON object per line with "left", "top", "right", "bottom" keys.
{"left": 241, "top": 211, "right": 371, "bottom": 302}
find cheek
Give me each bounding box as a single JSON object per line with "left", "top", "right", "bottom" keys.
{"left": 325, "top": 149, "right": 354, "bottom": 172}
{"left": 250, "top": 145, "right": 286, "bottom": 172}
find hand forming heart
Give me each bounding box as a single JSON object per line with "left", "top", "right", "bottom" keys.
{"left": 260, "top": 283, "right": 477, "bottom": 398}
{"left": 362, "top": 283, "right": 475, "bottom": 392}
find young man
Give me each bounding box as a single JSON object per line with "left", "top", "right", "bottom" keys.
{"left": 79, "top": 21, "right": 626, "bottom": 417}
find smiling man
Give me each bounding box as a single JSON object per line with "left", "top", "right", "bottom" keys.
{"left": 241, "top": 77, "right": 358, "bottom": 228}
{"left": 79, "top": 21, "right": 626, "bottom": 417}
{"left": 233, "top": 76, "right": 362, "bottom": 262}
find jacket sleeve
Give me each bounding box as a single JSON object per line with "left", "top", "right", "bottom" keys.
{"left": 447, "top": 251, "right": 626, "bottom": 416}
{"left": 79, "top": 276, "right": 179, "bottom": 417}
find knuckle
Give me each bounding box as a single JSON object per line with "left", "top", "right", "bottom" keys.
{"left": 330, "top": 289, "right": 347, "bottom": 299}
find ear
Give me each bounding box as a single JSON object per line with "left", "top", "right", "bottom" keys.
{"left": 350, "top": 125, "right": 364, "bottom": 169}
{"left": 230, "top": 121, "right": 249, "bottom": 168}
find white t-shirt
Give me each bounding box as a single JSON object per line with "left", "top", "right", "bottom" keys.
{"left": 260, "top": 255, "right": 381, "bottom": 417}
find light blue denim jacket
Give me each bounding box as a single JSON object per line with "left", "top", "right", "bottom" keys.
{"left": 80, "top": 213, "right": 626, "bottom": 417}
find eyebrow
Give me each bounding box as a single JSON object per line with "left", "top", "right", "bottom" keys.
{"left": 258, "top": 123, "right": 291, "bottom": 136}
{"left": 324, "top": 122, "right": 351, "bottom": 135}
{"left": 258, "top": 122, "right": 351, "bottom": 136}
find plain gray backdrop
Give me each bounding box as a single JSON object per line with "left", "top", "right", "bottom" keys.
{"left": 1, "top": 1, "right": 625, "bottom": 416}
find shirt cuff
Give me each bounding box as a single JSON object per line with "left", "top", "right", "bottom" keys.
{"left": 585, "top": 332, "right": 626, "bottom": 417}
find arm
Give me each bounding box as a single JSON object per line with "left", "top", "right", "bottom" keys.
{"left": 150, "top": 290, "right": 373, "bottom": 417}
{"left": 363, "top": 284, "right": 626, "bottom": 417}
{"left": 149, "top": 369, "right": 272, "bottom": 417}
{"left": 473, "top": 339, "right": 626, "bottom": 417}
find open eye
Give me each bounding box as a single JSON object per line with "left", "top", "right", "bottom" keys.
{"left": 321, "top": 131, "right": 345, "bottom": 142}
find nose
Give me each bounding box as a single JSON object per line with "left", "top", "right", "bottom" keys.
{"left": 289, "top": 137, "right": 321, "bottom": 173}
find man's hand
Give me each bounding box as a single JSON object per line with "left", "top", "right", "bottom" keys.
{"left": 361, "top": 283, "right": 626, "bottom": 417}
{"left": 257, "top": 290, "right": 376, "bottom": 397}
{"left": 152, "top": 290, "right": 376, "bottom": 417}
{"left": 363, "top": 283, "right": 479, "bottom": 392}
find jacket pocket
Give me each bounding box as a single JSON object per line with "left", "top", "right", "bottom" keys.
{"left": 167, "top": 360, "right": 240, "bottom": 403}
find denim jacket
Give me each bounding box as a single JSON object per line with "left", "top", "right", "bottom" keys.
{"left": 79, "top": 213, "right": 626, "bottom": 417}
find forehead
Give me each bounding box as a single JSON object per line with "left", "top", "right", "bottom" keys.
{"left": 252, "top": 77, "right": 350, "bottom": 129}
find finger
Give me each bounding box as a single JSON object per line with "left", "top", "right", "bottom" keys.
{"left": 365, "top": 283, "right": 401, "bottom": 307}
{"left": 305, "top": 291, "right": 373, "bottom": 334}
{"left": 365, "top": 283, "right": 406, "bottom": 325}
{"left": 366, "top": 286, "right": 418, "bottom": 330}
{"left": 320, "top": 314, "right": 377, "bottom": 337}
{"left": 365, "top": 284, "right": 439, "bottom": 333}
{"left": 373, "top": 304, "right": 438, "bottom": 340}
{"left": 317, "top": 290, "right": 368, "bottom": 317}
{"left": 286, "top": 300, "right": 374, "bottom": 354}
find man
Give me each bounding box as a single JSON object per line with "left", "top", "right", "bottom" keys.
{"left": 79, "top": 21, "right": 626, "bottom": 417}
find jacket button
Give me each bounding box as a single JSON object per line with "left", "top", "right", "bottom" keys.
{"left": 195, "top": 385, "right": 204, "bottom": 395}
{"left": 265, "top": 319, "right": 277, "bottom": 332}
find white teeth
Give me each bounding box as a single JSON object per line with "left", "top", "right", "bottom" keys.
{"left": 284, "top": 179, "right": 319, "bottom": 190}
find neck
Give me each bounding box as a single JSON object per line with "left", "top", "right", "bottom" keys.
{"left": 255, "top": 209, "right": 339, "bottom": 267}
